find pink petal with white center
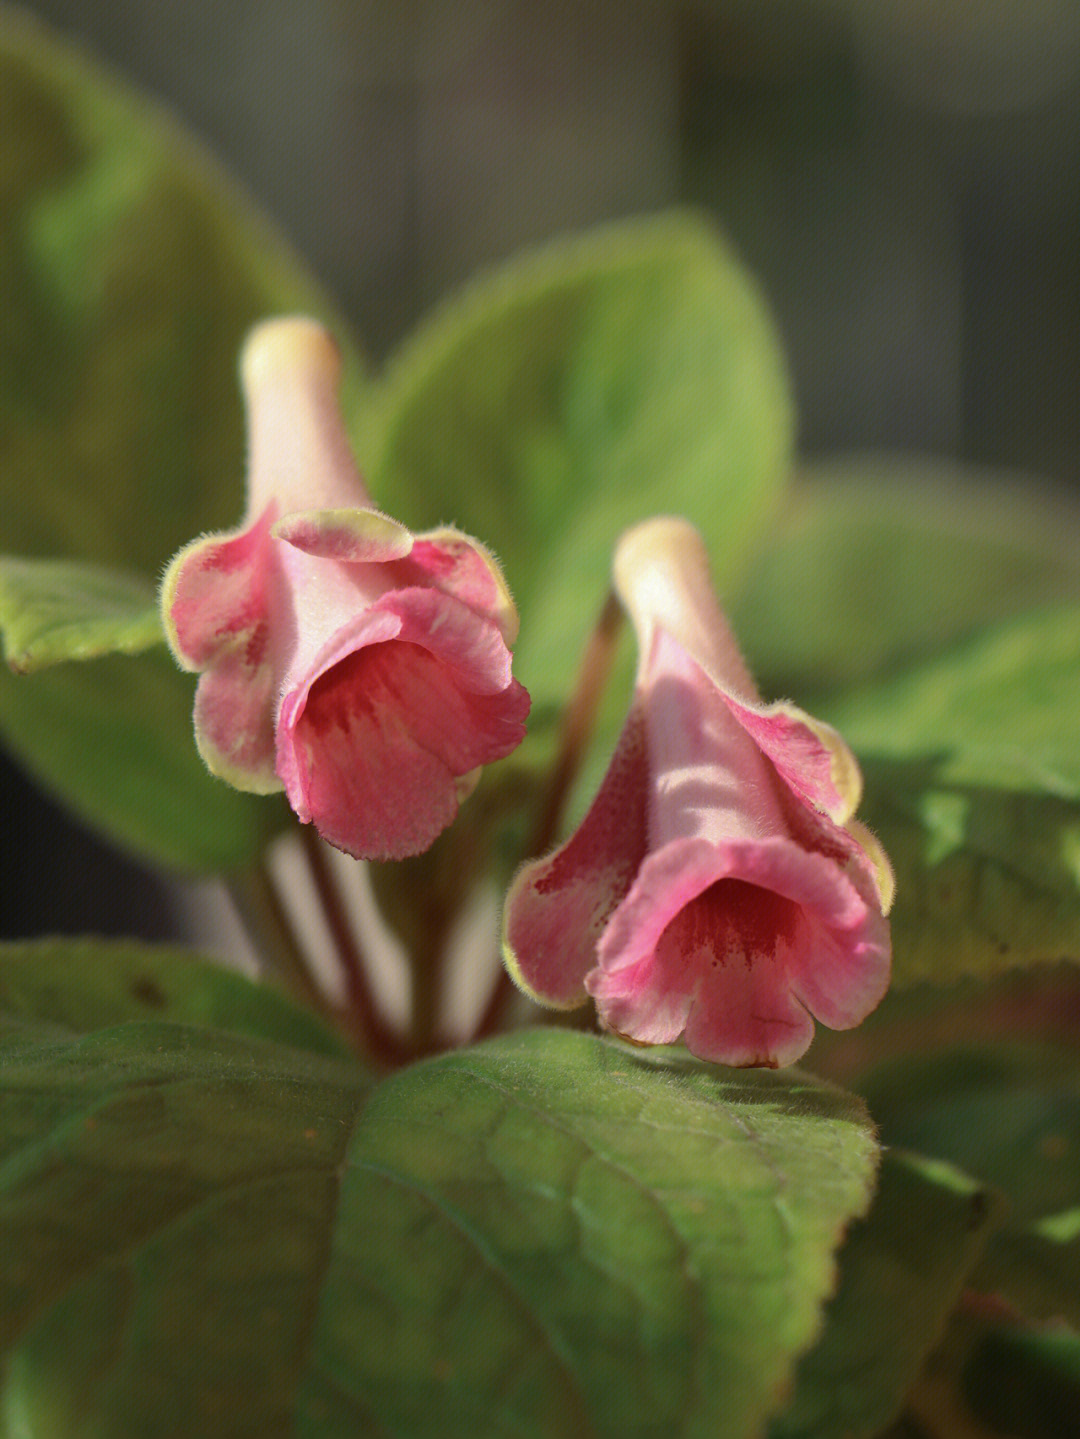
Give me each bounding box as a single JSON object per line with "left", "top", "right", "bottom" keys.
{"left": 161, "top": 505, "right": 275, "bottom": 670}
{"left": 162, "top": 316, "right": 530, "bottom": 856}
{"left": 273, "top": 507, "right": 414, "bottom": 562}
{"left": 590, "top": 834, "right": 888, "bottom": 1066}
{"left": 503, "top": 707, "right": 649, "bottom": 1009}
{"left": 277, "top": 633, "right": 529, "bottom": 860}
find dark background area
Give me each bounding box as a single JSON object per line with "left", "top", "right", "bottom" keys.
{"left": 4, "top": 0, "right": 1079, "bottom": 941}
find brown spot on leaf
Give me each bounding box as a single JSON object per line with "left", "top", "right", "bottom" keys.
{"left": 129, "top": 977, "right": 167, "bottom": 1009}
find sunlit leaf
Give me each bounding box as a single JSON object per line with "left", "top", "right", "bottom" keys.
{"left": 0, "top": 984, "right": 878, "bottom": 1438}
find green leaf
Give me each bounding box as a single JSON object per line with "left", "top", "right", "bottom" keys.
{"left": 772, "top": 1150, "right": 1000, "bottom": 1439}
{"left": 826, "top": 606, "right": 1080, "bottom": 987}
{"left": 366, "top": 211, "right": 793, "bottom": 733}
{"left": 860, "top": 1042, "right": 1080, "bottom": 1328}
{"left": 964, "top": 1323, "right": 1080, "bottom": 1439}
{"left": 0, "top": 650, "right": 288, "bottom": 872}
{"left": 725, "top": 464, "right": 1080, "bottom": 990}
{"left": 0, "top": 936, "right": 349, "bottom": 1060}
{"left": 301, "top": 1034, "right": 876, "bottom": 1439}
{"left": 0, "top": 1013, "right": 878, "bottom": 1438}
{"left": 0, "top": 555, "right": 162, "bottom": 672}
{"left": 0, "top": 10, "right": 363, "bottom": 870}
{"left": 730, "top": 460, "right": 1080, "bottom": 703}
{"left": 0, "top": 1032, "right": 369, "bottom": 1436}
{"left": 832, "top": 605, "right": 1080, "bottom": 800}
{"left": 988, "top": 1220, "right": 1080, "bottom": 1334}
{"left": 806, "top": 962, "right": 1080, "bottom": 1087}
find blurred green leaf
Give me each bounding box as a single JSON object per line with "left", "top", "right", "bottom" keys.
{"left": 772, "top": 1150, "right": 1000, "bottom": 1439}
{"left": 366, "top": 211, "right": 793, "bottom": 764}
{"left": 0, "top": 936, "right": 350, "bottom": 1059}
{"left": 725, "top": 463, "right": 1080, "bottom": 989}
{"left": 730, "top": 460, "right": 1080, "bottom": 703}
{"left": 861, "top": 1042, "right": 1080, "bottom": 1329}
{"left": 0, "top": 650, "right": 287, "bottom": 871}
{"left": 832, "top": 605, "right": 1080, "bottom": 799}
{"left": 964, "top": 1323, "right": 1080, "bottom": 1439}
{"left": 807, "top": 963, "right": 1080, "bottom": 1086}
{"left": 826, "top": 606, "right": 1080, "bottom": 986}
{"left": 0, "top": 555, "right": 162, "bottom": 672}
{"left": 0, "top": 1009, "right": 877, "bottom": 1438}
{"left": 0, "top": 9, "right": 363, "bottom": 870}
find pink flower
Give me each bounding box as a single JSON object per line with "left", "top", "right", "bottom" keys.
{"left": 162, "top": 317, "right": 529, "bottom": 860}
{"left": 503, "top": 517, "right": 892, "bottom": 1068}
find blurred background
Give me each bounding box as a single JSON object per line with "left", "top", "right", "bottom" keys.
{"left": 4, "top": 0, "right": 1079, "bottom": 942}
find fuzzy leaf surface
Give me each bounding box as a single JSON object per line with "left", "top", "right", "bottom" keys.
{"left": 0, "top": 556, "right": 162, "bottom": 672}
{"left": 0, "top": 989, "right": 878, "bottom": 1439}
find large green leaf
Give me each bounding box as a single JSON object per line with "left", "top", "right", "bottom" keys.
{"left": 0, "top": 9, "right": 362, "bottom": 870}
{"left": 860, "top": 1042, "right": 1080, "bottom": 1329}
{"left": 730, "top": 460, "right": 1080, "bottom": 703}
{"left": 299, "top": 1034, "right": 875, "bottom": 1439}
{"left": 772, "top": 1150, "right": 999, "bottom": 1439}
{"left": 832, "top": 605, "right": 1080, "bottom": 800}
{"left": 0, "top": 981, "right": 878, "bottom": 1438}
{"left": 365, "top": 211, "right": 793, "bottom": 734}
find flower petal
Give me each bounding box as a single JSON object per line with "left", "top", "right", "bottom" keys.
{"left": 192, "top": 634, "right": 279, "bottom": 792}
{"left": 682, "top": 962, "right": 815, "bottom": 1069}
{"left": 409, "top": 527, "right": 519, "bottom": 645}
{"left": 278, "top": 638, "right": 529, "bottom": 860}
{"left": 273, "top": 507, "right": 414, "bottom": 562}
{"left": 773, "top": 779, "right": 896, "bottom": 916}
{"left": 376, "top": 588, "right": 515, "bottom": 693}
{"left": 719, "top": 695, "right": 864, "bottom": 825}
{"left": 502, "top": 707, "right": 649, "bottom": 1009}
{"left": 592, "top": 834, "right": 888, "bottom": 1064}
{"left": 161, "top": 506, "right": 275, "bottom": 670}
{"left": 641, "top": 629, "right": 788, "bottom": 848}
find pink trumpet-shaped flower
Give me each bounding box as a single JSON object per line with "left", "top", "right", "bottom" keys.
{"left": 503, "top": 517, "right": 892, "bottom": 1068}
{"left": 162, "top": 317, "right": 529, "bottom": 860}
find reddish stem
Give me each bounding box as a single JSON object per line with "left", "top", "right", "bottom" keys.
{"left": 472, "top": 590, "right": 624, "bottom": 1042}
{"left": 299, "top": 825, "right": 411, "bottom": 1068}
{"left": 227, "top": 863, "right": 340, "bottom": 1028}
